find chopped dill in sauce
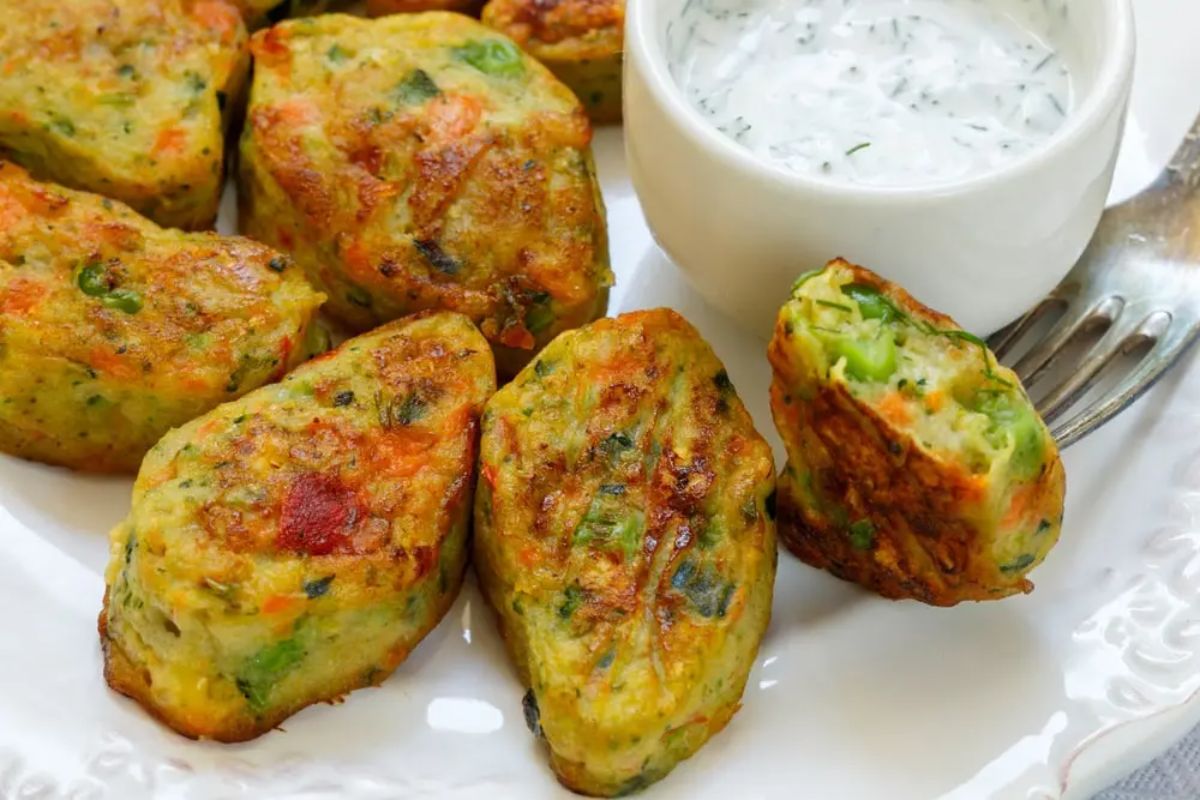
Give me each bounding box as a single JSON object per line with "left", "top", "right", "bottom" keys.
{"left": 668, "top": 0, "right": 1074, "bottom": 187}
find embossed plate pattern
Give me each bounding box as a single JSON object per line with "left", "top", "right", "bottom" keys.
{"left": 1, "top": 2, "right": 1199, "bottom": 798}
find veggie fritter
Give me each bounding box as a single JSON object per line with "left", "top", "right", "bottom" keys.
{"left": 769, "top": 259, "right": 1066, "bottom": 605}
{"left": 475, "top": 309, "right": 776, "bottom": 796}
{"left": 0, "top": 0, "right": 248, "bottom": 230}
{"left": 482, "top": 0, "right": 625, "bottom": 123}
{"left": 238, "top": 12, "right": 612, "bottom": 378}
{"left": 0, "top": 163, "right": 323, "bottom": 473}
{"left": 101, "top": 312, "right": 496, "bottom": 742}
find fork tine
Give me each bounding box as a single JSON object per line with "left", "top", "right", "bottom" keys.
{"left": 989, "top": 298, "right": 1063, "bottom": 362}
{"left": 1012, "top": 295, "right": 1124, "bottom": 385}
{"left": 1037, "top": 310, "right": 1172, "bottom": 424}
{"left": 1052, "top": 321, "right": 1200, "bottom": 448}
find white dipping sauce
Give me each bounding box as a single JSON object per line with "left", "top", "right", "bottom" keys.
{"left": 668, "top": 0, "right": 1074, "bottom": 187}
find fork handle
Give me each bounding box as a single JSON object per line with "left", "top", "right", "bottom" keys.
{"left": 1167, "top": 111, "right": 1200, "bottom": 184}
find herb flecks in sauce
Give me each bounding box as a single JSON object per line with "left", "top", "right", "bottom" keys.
{"left": 670, "top": 0, "right": 1073, "bottom": 186}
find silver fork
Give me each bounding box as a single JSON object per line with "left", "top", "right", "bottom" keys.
{"left": 988, "top": 112, "right": 1200, "bottom": 449}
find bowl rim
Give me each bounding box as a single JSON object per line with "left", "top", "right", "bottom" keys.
{"left": 625, "top": 0, "right": 1138, "bottom": 205}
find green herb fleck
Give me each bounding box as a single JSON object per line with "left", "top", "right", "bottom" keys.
{"left": 390, "top": 393, "right": 427, "bottom": 426}
{"left": 303, "top": 575, "right": 334, "bottom": 598}
{"left": 51, "top": 116, "right": 75, "bottom": 136}
{"left": 236, "top": 638, "right": 306, "bottom": 712}
{"left": 573, "top": 491, "right": 643, "bottom": 557}
{"left": 845, "top": 142, "right": 872, "bottom": 156}
{"left": 394, "top": 68, "right": 440, "bottom": 104}
{"left": 1000, "top": 553, "right": 1036, "bottom": 573}
{"left": 600, "top": 431, "right": 634, "bottom": 458}
{"left": 454, "top": 39, "right": 524, "bottom": 77}
{"left": 414, "top": 239, "right": 460, "bottom": 275}
{"left": 326, "top": 43, "right": 349, "bottom": 64}
{"left": 558, "top": 584, "right": 584, "bottom": 619}
{"left": 671, "top": 560, "right": 735, "bottom": 618}
{"left": 185, "top": 72, "right": 207, "bottom": 93}
{"left": 524, "top": 293, "right": 555, "bottom": 335}
{"left": 848, "top": 519, "right": 876, "bottom": 550}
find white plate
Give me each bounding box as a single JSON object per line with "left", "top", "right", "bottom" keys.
{"left": 2, "top": 2, "right": 1199, "bottom": 798}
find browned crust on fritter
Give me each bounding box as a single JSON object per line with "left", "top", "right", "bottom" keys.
{"left": 484, "top": 0, "right": 623, "bottom": 50}
{"left": 100, "top": 562, "right": 467, "bottom": 742}
{"left": 768, "top": 275, "right": 1066, "bottom": 604}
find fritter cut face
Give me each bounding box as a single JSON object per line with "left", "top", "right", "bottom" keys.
{"left": 474, "top": 309, "right": 776, "bottom": 796}
{"left": 0, "top": 0, "right": 248, "bottom": 230}
{"left": 101, "top": 312, "right": 496, "bottom": 742}
{"left": 0, "top": 163, "right": 323, "bottom": 473}
{"left": 768, "top": 259, "right": 1066, "bottom": 606}
{"left": 482, "top": 0, "right": 624, "bottom": 123}
{"left": 238, "top": 12, "right": 612, "bottom": 378}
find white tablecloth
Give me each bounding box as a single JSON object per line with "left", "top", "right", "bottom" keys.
{"left": 1094, "top": 723, "right": 1200, "bottom": 799}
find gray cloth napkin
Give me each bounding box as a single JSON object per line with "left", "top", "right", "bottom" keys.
{"left": 1093, "top": 722, "right": 1200, "bottom": 799}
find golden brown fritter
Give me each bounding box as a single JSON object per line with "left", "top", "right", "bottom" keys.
{"left": 769, "top": 259, "right": 1065, "bottom": 605}
{"left": 475, "top": 309, "right": 776, "bottom": 796}
{"left": 482, "top": 0, "right": 624, "bottom": 123}
{"left": 102, "top": 312, "right": 496, "bottom": 741}
{"left": 238, "top": 12, "right": 611, "bottom": 378}
{"left": 0, "top": 0, "right": 248, "bottom": 229}
{"left": 0, "top": 162, "right": 324, "bottom": 473}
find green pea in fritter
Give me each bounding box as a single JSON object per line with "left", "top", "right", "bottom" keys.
{"left": 101, "top": 311, "right": 496, "bottom": 741}
{"left": 769, "top": 258, "right": 1066, "bottom": 605}
{"left": 474, "top": 308, "right": 776, "bottom": 796}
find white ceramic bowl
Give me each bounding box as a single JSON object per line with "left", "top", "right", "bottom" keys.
{"left": 625, "top": 0, "right": 1137, "bottom": 337}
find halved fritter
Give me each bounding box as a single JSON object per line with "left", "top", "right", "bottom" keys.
{"left": 475, "top": 309, "right": 776, "bottom": 796}
{"left": 482, "top": 0, "right": 624, "bottom": 123}
{"left": 238, "top": 12, "right": 611, "bottom": 378}
{"left": 0, "top": 0, "right": 248, "bottom": 230}
{"left": 768, "top": 259, "right": 1066, "bottom": 605}
{"left": 0, "top": 163, "right": 323, "bottom": 473}
{"left": 101, "top": 312, "right": 496, "bottom": 742}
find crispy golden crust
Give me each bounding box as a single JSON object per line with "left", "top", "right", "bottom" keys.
{"left": 238, "top": 13, "right": 611, "bottom": 378}
{"left": 482, "top": 0, "right": 624, "bottom": 123}
{"left": 101, "top": 574, "right": 465, "bottom": 742}
{"left": 0, "top": 0, "right": 248, "bottom": 229}
{"left": 101, "top": 312, "right": 495, "bottom": 741}
{"left": 0, "top": 163, "right": 323, "bottom": 473}
{"left": 475, "top": 309, "right": 776, "bottom": 796}
{"left": 769, "top": 258, "right": 1066, "bottom": 606}
{"left": 772, "top": 381, "right": 1065, "bottom": 604}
